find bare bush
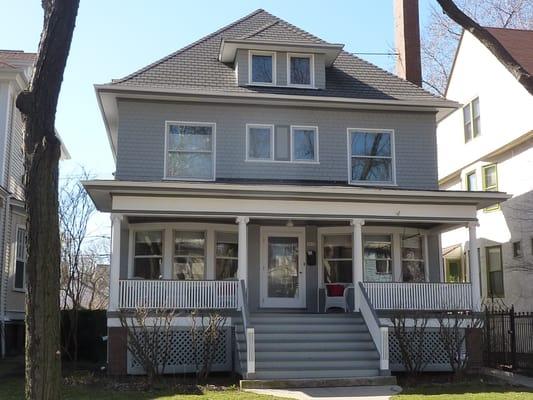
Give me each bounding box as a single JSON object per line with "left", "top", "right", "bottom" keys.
{"left": 390, "top": 311, "right": 430, "bottom": 376}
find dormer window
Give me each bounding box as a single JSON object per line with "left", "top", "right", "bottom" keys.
{"left": 249, "top": 51, "right": 276, "bottom": 85}
{"left": 288, "top": 53, "right": 314, "bottom": 87}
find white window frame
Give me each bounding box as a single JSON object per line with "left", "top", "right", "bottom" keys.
{"left": 346, "top": 128, "right": 396, "bottom": 186}
{"left": 290, "top": 125, "right": 319, "bottom": 163}
{"left": 463, "top": 96, "right": 481, "bottom": 143}
{"left": 163, "top": 121, "right": 216, "bottom": 182}
{"left": 246, "top": 123, "right": 275, "bottom": 161}
{"left": 248, "top": 50, "right": 277, "bottom": 86}
{"left": 287, "top": 53, "right": 315, "bottom": 88}
{"left": 12, "top": 225, "right": 26, "bottom": 292}
{"left": 130, "top": 229, "right": 165, "bottom": 280}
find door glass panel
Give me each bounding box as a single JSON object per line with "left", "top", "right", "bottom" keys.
{"left": 267, "top": 236, "right": 299, "bottom": 298}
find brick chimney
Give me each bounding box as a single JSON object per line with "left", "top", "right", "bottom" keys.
{"left": 394, "top": 0, "right": 422, "bottom": 86}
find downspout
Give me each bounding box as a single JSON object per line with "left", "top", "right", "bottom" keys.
{"left": 0, "top": 194, "right": 12, "bottom": 359}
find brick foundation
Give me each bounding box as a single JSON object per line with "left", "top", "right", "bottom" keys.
{"left": 107, "top": 327, "right": 127, "bottom": 375}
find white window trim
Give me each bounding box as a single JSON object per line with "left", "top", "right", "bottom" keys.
{"left": 246, "top": 123, "right": 275, "bottom": 161}
{"left": 346, "top": 128, "right": 396, "bottom": 186}
{"left": 290, "top": 125, "right": 319, "bottom": 163}
{"left": 287, "top": 53, "right": 315, "bottom": 88}
{"left": 463, "top": 96, "right": 480, "bottom": 143}
{"left": 12, "top": 224, "right": 26, "bottom": 292}
{"left": 248, "top": 50, "right": 277, "bottom": 86}
{"left": 129, "top": 229, "right": 165, "bottom": 280}
{"left": 128, "top": 222, "right": 238, "bottom": 280}
{"left": 163, "top": 121, "right": 216, "bottom": 182}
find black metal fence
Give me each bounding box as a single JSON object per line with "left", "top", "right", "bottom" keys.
{"left": 484, "top": 306, "right": 533, "bottom": 372}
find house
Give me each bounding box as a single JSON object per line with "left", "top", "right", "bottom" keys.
{"left": 437, "top": 28, "right": 533, "bottom": 311}
{"left": 83, "top": 4, "right": 507, "bottom": 384}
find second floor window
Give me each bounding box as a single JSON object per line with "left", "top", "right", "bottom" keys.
{"left": 165, "top": 122, "right": 215, "bottom": 180}
{"left": 250, "top": 51, "right": 275, "bottom": 85}
{"left": 288, "top": 54, "right": 313, "bottom": 87}
{"left": 349, "top": 130, "right": 394, "bottom": 184}
{"left": 463, "top": 97, "right": 480, "bottom": 142}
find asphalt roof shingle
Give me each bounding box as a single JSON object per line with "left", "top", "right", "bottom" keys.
{"left": 486, "top": 27, "right": 533, "bottom": 76}
{"left": 111, "top": 9, "right": 446, "bottom": 103}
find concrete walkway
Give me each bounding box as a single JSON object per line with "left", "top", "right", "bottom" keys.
{"left": 246, "top": 385, "right": 402, "bottom": 400}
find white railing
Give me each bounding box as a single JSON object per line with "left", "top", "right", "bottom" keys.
{"left": 363, "top": 282, "right": 473, "bottom": 311}
{"left": 118, "top": 280, "right": 239, "bottom": 309}
{"left": 358, "top": 283, "right": 389, "bottom": 372}
{"left": 237, "top": 280, "right": 255, "bottom": 376}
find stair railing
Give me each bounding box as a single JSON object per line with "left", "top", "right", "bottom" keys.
{"left": 237, "top": 279, "right": 255, "bottom": 376}
{"left": 358, "top": 282, "right": 389, "bottom": 373}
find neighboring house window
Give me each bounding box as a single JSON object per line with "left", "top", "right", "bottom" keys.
{"left": 14, "top": 227, "right": 27, "bottom": 290}
{"left": 215, "top": 232, "right": 238, "bottom": 280}
{"left": 247, "top": 124, "right": 318, "bottom": 162}
{"left": 464, "top": 97, "right": 481, "bottom": 142}
{"left": 401, "top": 234, "right": 425, "bottom": 282}
{"left": 173, "top": 231, "right": 205, "bottom": 280}
{"left": 466, "top": 171, "right": 477, "bottom": 191}
{"left": 512, "top": 241, "right": 522, "bottom": 258}
{"left": 288, "top": 54, "right": 313, "bottom": 87}
{"left": 445, "top": 258, "right": 465, "bottom": 283}
{"left": 486, "top": 245, "right": 504, "bottom": 297}
{"left": 249, "top": 51, "right": 275, "bottom": 85}
{"left": 482, "top": 164, "right": 499, "bottom": 211}
{"left": 165, "top": 122, "right": 215, "bottom": 180}
{"left": 363, "top": 235, "right": 392, "bottom": 282}
{"left": 349, "top": 129, "right": 394, "bottom": 184}
{"left": 133, "top": 231, "right": 163, "bottom": 279}
{"left": 323, "top": 234, "right": 352, "bottom": 283}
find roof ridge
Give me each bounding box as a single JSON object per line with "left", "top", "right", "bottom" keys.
{"left": 113, "top": 8, "right": 267, "bottom": 84}
{"left": 241, "top": 20, "right": 281, "bottom": 39}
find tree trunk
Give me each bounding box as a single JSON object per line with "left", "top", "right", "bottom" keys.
{"left": 16, "top": 1, "right": 79, "bottom": 399}
{"left": 436, "top": 0, "right": 533, "bottom": 95}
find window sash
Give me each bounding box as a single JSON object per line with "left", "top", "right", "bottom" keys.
{"left": 486, "top": 245, "right": 504, "bottom": 296}
{"left": 349, "top": 131, "right": 394, "bottom": 184}
{"left": 291, "top": 126, "right": 317, "bottom": 162}
{"left": 466, "top": 171, "right": 477, "bottom": 191}
{"left": 247, "top": 125, "right": 274, "bottom": 160}
{"left": 250, "top": 52, "right": 275, "bottom": 85}
{"left": 14, "top": 228, "right": 26, "bottom": 290}
{"left": 288, "top": 55, "right": 312, "bottom": 86}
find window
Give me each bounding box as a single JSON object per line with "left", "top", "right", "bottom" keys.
{"left": 14, "top": 227, "right": 26, "bottom": 290}
{"left": 349, "top": 130, "right": 394, "bottom": 184}
{"left": 466, "top": 171, "right": 477, "bottom": 191}
{"left": 247, "top": 124, "right": 318, "bottom": 162}
{"left": 288, "top": 54, "right": 313, "bottom": 87}
{"left": 323, "top": 234, "right": 352, "bottom": 284}
{"left": 401, "top": 234, "right": 426, "bottom": 282}
{"left": 165, "top": 122, "right": 215, "bottom": 180}
{"left": 291, "top": 126, "right": 318, "bottom": 162}
{"left": 216, "top": 232, "right": 238, "bottom": 280}
{"left": 486, "top": 245, "right": 504, "bottom": 297}
{"left": 133, "top": 231, "right": 163, "bottom": 279}
{"left": 250, "top": 51, "right": 275, "bottom": 85}
{"left": 464, "top": 97, "right": 481, "bottom": 142}
{"left": 173, "top": 231, "right": 205, "bottom": 280}
{"left": 363, "top": 235, "right": 392, "bottom": 282}
{"left": 513, "top": 241, "right": 522, "bottom": 258}
{"left": 445, "top": 258, "right": 465, "bottom": 283}
{"left": 482, "top": 164, "right": 499, "bottom": 211}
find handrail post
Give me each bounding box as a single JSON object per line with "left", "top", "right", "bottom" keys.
{"left": 246, "top": 328, "right": 255, "bottom": 374}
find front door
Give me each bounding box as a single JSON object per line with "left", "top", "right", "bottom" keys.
{"left": 260, "top": 227, "right": 306, "bottom": 308}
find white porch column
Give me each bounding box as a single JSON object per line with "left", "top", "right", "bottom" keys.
{"left": 468, "top": 222, "right": 481, "bottom": 311}
{"left": 109, "top": 214, "right": 123, "bottom": 312}
{"left": 351, "top": 218, "right": 365, "bottom": 311}
{"left": 236, "top": 216, "right": 250, "bottom": 285}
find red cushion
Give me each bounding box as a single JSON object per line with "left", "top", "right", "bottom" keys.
{"left": 326, "top": 284, "right": 345, "bottom": 297}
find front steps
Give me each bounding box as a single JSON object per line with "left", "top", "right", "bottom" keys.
{"left": 235, "top": 312, "right": 394, "bottom": 386}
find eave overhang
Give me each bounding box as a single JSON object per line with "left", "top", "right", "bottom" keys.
{"left": 218, "top": 39, "right": 345, "bottom": 66}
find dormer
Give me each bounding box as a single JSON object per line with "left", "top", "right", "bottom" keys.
{"left": 218, "top": 39, "right": 344, "bottom": 89}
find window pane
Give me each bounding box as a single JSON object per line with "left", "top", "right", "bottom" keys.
{"left": 324, "top": 260, "right": 353, "bottom": 284}
{"left": 464, "top": 104, "right": 472, "bottom": 142}
{"left": 351, "top": 132, "right": 391, "bottom": 157}
{"left": 168, "top": 125, "right": 212, "bottom": 151}
{"left": 293, "top": 129, "right": 316, "bottom": 161}
{"left": 467, "top": 172, "right": 477, "bottom": 191}
{"left": 402, "top": 235, "right": 425, "bottom": 282}
{"left": 135, "top": 231, "right": 162, "bottom": 256}
{"left": 133, "top": 258, "right": 161, "bottom": 279}
{"left": 487, "top": 246, "right": 504, "bottom": 296}
{"left": 323, "top": 234, "right": 352, "bottom": 284}
{"left": 402, "top": 261, "right": 425, "bottom": 282}
{"left": 364, "top": 236, "right": 392, "bottom": 282}
{"left": 15, "top": 260, "right": 24, "bottom": 289}
{"left": 489, "top": 271, "right": 504, "bottom": 296}
{"left": 166, "top": 152, "right": 213, "bottom": 179}
{"left": 402, "top": 235, "right": 424, "bottom": 260}
{"left": 290, "top": 56, "right": 311, "bottom": 85}
{"left": 216, "top": 259, "right": 238, "bottom": 280}
{"left": 216, "top": 242, "right": 238, "bottom": 258}
{"left": 248, "top": 127, "right": 272, "bottom": 159}
{"left": 252, "top": 54, "right": 273, "bottom": 83}
{"left": 351, "top": 157, "right": 392, "bottom": 182}
{"left": 483, "top": 165, "right": 497, "bottom": 190}
{"left": 174, "top": 231, "right": 205, "bottom": 257}
{"left": 173, "top": 256, "right": 204, "bottom": 280}
{"left": 487, "top": 246, "right": 502, "bottom": 272}
{"left": 324, "top": 234, "right": 352, "bottom": 259}
{"left": 472, "top": 98, "right": 480, "bottom": 117}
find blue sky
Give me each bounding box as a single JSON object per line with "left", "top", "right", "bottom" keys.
{"left": 0, "top": 0, "right": 434, "bottom": 235}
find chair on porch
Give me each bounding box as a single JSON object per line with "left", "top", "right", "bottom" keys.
{"left": 324, "top": 283, "right": 352, "bottom": 312}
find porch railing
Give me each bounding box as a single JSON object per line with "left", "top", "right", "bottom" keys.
{"left": 118, "top": 279, "right": 239, "bottom": 309}
{"left": 363, "top": 282, "right": 473, "bottom": 311}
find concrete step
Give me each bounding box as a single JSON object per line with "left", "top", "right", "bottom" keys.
{"left": 240, "top": 350, "right": 379, "bottom": 361}
{"left": 256, "top": 359, "right": 380, "bottom": 370}
{"left": 251, "top": 368, "right": 382, "bottom": 380}
{"left": 240, "top": 375, "right": 397, "bottom": 389}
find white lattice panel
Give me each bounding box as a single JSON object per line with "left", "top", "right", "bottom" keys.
{"left": 128, "top": 327, "right": 232, "bottom": 375}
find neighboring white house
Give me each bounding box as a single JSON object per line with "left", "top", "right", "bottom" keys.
{"left": 437, "top": 28, "right": 533, "bottom": 311}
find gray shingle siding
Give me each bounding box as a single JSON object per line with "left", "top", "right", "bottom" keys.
{"left": 115, "top": 99, "right": 438, "bottom": 190}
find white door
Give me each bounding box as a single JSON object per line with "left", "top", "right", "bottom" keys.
{"left": 260, "top": 227, "right": 306, "bottom": 308}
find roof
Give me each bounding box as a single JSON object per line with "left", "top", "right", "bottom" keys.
{"left": 107, "top": 9, "right": 448, "bottom": 104}
{"left": 485, "top": 27, "right": 533, "bottom": 76}
{"left": 0, "top": 50, "right": 36, "bottom": 68}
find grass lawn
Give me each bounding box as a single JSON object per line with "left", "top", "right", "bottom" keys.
{"left": 393, "top": 383, "right": 533, "bottom": 399}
